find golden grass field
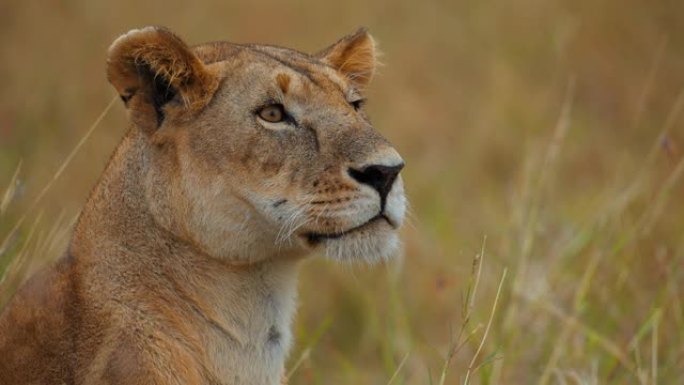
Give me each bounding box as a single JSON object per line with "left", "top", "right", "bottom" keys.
{"left": 2, "top": 0, "right": 684, "bottom": 383}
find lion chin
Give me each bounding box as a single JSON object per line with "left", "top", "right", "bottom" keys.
{"left": 302, "top": 214, "right": 402, "bottom": 263}
{"left": 324, "top": 230, "right": 401, "bottom": 263}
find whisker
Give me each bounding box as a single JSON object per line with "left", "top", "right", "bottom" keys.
{"left": 275, "top": 195, "right": 315, "bottom": 246}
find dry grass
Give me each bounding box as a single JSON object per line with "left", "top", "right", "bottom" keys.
{"left": 2, "top": 0, "right": 684, "bottom": 383}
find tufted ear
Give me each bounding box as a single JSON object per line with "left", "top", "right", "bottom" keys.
{"left": 317, "top": 28, "right": 377, "bottom": 89}
{"left": 107, "top": 26, "right": 219, "bottom": 133}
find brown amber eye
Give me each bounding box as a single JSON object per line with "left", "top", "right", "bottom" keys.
{"left": 258, "top": 104, "right": 285, "bottom": 123}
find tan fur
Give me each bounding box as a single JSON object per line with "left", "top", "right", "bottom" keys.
{"left": 317, "top": 28, "right": 377, "bottom": 88}
{"left": 0, "top": 26, "right": 406, "bottom": 385}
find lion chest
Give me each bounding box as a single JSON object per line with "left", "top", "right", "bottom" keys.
{"left": 202, "top": 264, "right": 299, "bottom": 385}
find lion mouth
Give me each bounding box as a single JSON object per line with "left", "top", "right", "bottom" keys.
{"left": 304, "top": 214, "right": 394, "bottom": 245}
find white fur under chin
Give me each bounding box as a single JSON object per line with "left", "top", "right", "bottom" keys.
{"left": 322, "top": 228, "right": 401, "bottom": 263}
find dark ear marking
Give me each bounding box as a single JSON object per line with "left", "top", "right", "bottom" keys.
{"left": 119, "top": 87, "right": 138, "bottom": 107}
{"left": 119, "top": 63, "right": 177, "bottom": 127}
{"left": 146, "top": 65, "right": 177, "bottom": 126}
{"left": 106, "top": 27, "right": 219, "bottom": 134}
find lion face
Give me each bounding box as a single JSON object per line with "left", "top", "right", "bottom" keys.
{"left": 107, "top": 27, "right": 406, "bottom": 264}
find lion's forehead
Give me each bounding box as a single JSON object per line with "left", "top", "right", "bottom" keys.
{"left": 197, "top": 43, "right": 348, "bottom": 99}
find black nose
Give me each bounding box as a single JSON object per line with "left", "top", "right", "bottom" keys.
{"left": 348, "top": 163, "right": 404, "bottom": 208}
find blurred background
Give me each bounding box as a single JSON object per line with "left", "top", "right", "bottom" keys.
{"left": 2, "top": 0, "right": 684, "bottom": 383}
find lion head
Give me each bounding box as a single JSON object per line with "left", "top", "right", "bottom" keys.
{"left": 106, "top": 27, "right": 406, "bottom": 264}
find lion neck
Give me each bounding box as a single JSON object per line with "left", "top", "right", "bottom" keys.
{"left": 70, "top": 128, "right": 299, "bottom": 383}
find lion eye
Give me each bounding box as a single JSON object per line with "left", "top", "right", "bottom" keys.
{"left": 258, "top": 104, "right": 285, "bottom": 123}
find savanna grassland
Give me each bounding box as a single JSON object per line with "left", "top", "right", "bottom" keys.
{"left": 1, "top": 0, "right": 684, "bottom": 384}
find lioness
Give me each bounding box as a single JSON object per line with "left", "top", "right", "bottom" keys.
{"left": 0, "top": 26, "right": 405, "bottom": 385}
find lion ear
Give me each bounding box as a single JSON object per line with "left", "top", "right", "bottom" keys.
{"left": 106, "top": 26, "right": 219, "bottom": 133}
{"left": 317, "top": 28, "right": 377, "bottom": 89}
